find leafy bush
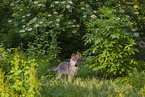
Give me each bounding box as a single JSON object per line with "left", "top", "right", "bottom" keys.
{"left": 0, "top": 48, "right": 40, "bottom": 97}
{"left": 84, "top": 7, "right": 139, "bottom": 78}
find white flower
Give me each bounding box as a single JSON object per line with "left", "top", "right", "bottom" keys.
{"left": 39, "top": 21, "right": 43, "bottom": 24}
{"left": 22, "top": 16, "right": 25, "bottom": 18}
{"left": 72, "top": 25, "right": 75, "bottom": 27}
{"left": 38, "top": 4, "right": 41, "bottom": 6}
{"left": 86, "top": 4, "right": 90, "bottom": 7}
{"left": 8, "top": 20, "right": 12, "bottom": 22}
{"left": 62, "top": 1, "right": 66, "bottom": 4}
{"left": 28, "top": 28, "right": 32, "bottom": 31}
{"left": 83, "top": 15, "right": 87, "bottom": 18}
{"left": 34, "top": 1, "right": 38, "bottom": 4}
{"left": 134, "top": 33, "right": 139, "bottom": 37}
{"left": 56, "top": 24, "right": 60, "bottom": 26}
{"left": 20, "top": 30, "right": 25, "bottom": 33}
{"left": 32, "top": 17, "right": 37, "bottom": 22}
{"left": 50, "top": 4, "right": 54, "bottom": 7}
{"left": 49, "top": 21, "right": 53, "bottom": 24}
{"left": 73, "top": 19, "right": 76, "bottom": 22}
{"left": 55, "top": 1, "right": 59, "bottom": 4}
{"left": 56, "top": 19, "right": 60, "bottom": 22}
{"left": 34, "top": 24, "right": 39, "bottom": 27}
{"left": 76, "top": 25, "right": 80, "bottom": 27}
{"left": 68, "top": 1, "right": 73, "bottom": 4}
{"left": 66, "top": 5, "right": 71, "bottom": 8}
{"left": 22, "top": 25, "right": 26, "bottom": 27}
{"left": 72, "top": 30, "right": 76, "bottom": 33}
{"left": 15, "top": 1, "right": 20, "bottom": 3}
{"left": 68, "top": 22, "right": 71, "bottom": 24}
{"left": 22, "top": 19, "right": 25, "bottom": 22}
{"left": 93, "top": 10, "right": 97, "bottom": 13}
{"left": 48, "top": 14, "right": 52, "bottom": 17}
{"left": 91, "top": 15, "right": 97, "bottom": 18}
{"left": 116, "top": 17, "right": 120, "bottom": 20}
{"left": 27, "top": 13, "right": 31, "bottom": 16}
{"left": 53, "top": 12, "right": 58, "bottom": 14}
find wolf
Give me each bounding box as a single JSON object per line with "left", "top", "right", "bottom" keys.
{"left": 46, "top": 53, "right": 81, "bottom": 79}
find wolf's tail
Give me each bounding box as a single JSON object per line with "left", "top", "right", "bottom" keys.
{"left": 41, "top": 67, "right": 58, "bottom": 77}
{"left": 46, "top": 67, "right": 58, "bottom": 72}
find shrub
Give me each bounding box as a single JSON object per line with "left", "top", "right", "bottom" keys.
{"left": 0, "top": 49, "right": 41, "bottom": 97}
{"left": 84, "top": 7, "right": 139, "bottom": 78}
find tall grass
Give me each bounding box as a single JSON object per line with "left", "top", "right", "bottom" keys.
{"left": 41, "top": 78, "right": 135, "bottom": 97}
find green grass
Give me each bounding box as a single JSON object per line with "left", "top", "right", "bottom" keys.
{"left": 40, "top": 77, "right": 135, "bottom": 97}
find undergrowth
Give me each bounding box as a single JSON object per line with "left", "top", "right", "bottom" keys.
{"left": 0, "top": 47, "right": 145, "bottom": 97}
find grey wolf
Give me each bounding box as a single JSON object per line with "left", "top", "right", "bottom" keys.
{"left": 46, "top": 53, "right": 81, "bottom": 79}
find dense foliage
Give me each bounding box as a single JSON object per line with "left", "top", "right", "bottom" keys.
{"left": 0, "top": 0, "right": 145, "bottom": 96}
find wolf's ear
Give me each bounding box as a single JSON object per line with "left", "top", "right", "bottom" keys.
{"left": 71, "top": 53, "right": 75, "bottom": 58}
{"left": 78, "top": 53, "right": 81, "bottom": 58}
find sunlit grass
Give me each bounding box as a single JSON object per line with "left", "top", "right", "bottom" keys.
{"left": 40, "top": 77, "right": 135, "bottom": 97}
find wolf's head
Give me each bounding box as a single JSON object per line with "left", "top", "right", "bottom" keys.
{"left": 70, "top": 53, "right": 82, "bottom": 66}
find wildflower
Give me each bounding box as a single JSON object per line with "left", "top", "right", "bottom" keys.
{"left": 39, "top": 21, "right": 43, "bottom": 24}
{"left": 28, "top": 28, "right": 32, "bottom": 31}
{"left": 83, "top": 15, "right": 87, "bottom": 18}
{"left": 22, "top": 19, "right": 25, "bottom": 22}
{"left": 22, "top": 25, "right": 26, "bottom": 27}
{"left": 72, "top": 25, "right": 75, "bottom": 27}
{"left": 10, "top": 3, "right": 14, "bottom": 6}
{"left": 53, "top": 12, "right": 58, "bottom": 14}
{"left": 56, "top": 24, "right": 60, "bottom": 26}
{"left": 68, "top": 22, "right": 71, "bottom": 24}
{"left": 55, "top": 1, "right": 59, "bottom": 4}
{"left": 34, "top": 1, "right": 38, "bottom": 4}
{"left": 48, "top": 14, "right": 52, "bottom": 17}
{"left": 22, "top": 16, "right": 25, "bottom": 18}
{"left": 32, "top": 17, "right": 37, "bottom": 22}
{"left": 116, "top": 17, "right": 120, "bottom": 20}
{"left": 86, "top": 4, "right": 90, "bottom": 7}
{"left": 93, "top": 10, "right": 97, "bottom": 13}
{"left": 38, "top": 4, "right": 41, "bottom": 6}
{"left": 72, "top": 30, "right": 76, "bottom": 33}
{"left": 20, "top": 30, "right": 25, "bottom": 33}
{"left": 76, "top": 25, "right": 80, "bottom": 27}
{"left": 73, "top": 19, "right": 76, "bottom": 22}
{"left": 62, "top": 1, "right": 65, "bottom": 4}
{"left": 134, "top": 33, "right": 139, "bottom": 37}
{"left": 50, "top": 4, "right": 54, "bottom": 7}
{"left": 91, "top": 15, "right": 97, "bottom": 18}
{"left": 15, "top": 1, "right": 20, "bottom": 3}
{"left": 27, "top": 13, "right": 31, "bottom": 16}
{"left": 56, "top": 19, "right": 60, "bottom": 22}
{"left": 66, "top": 5, "right": 71, "bottom": 8}
{"left": 34, "top": 24, "right": 39, "bottom": 27}
{"left": 49, "top": 21, "right": 53, "bottom": 24}
{"left": 68, "top": 1, "right": 73, "bottom": 4}
{"left": 8, "top": 20, "right": 12, "bottom": 22}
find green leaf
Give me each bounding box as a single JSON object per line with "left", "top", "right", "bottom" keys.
{"left": 110, "top": 33, "right": 120, "bottom": 39}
